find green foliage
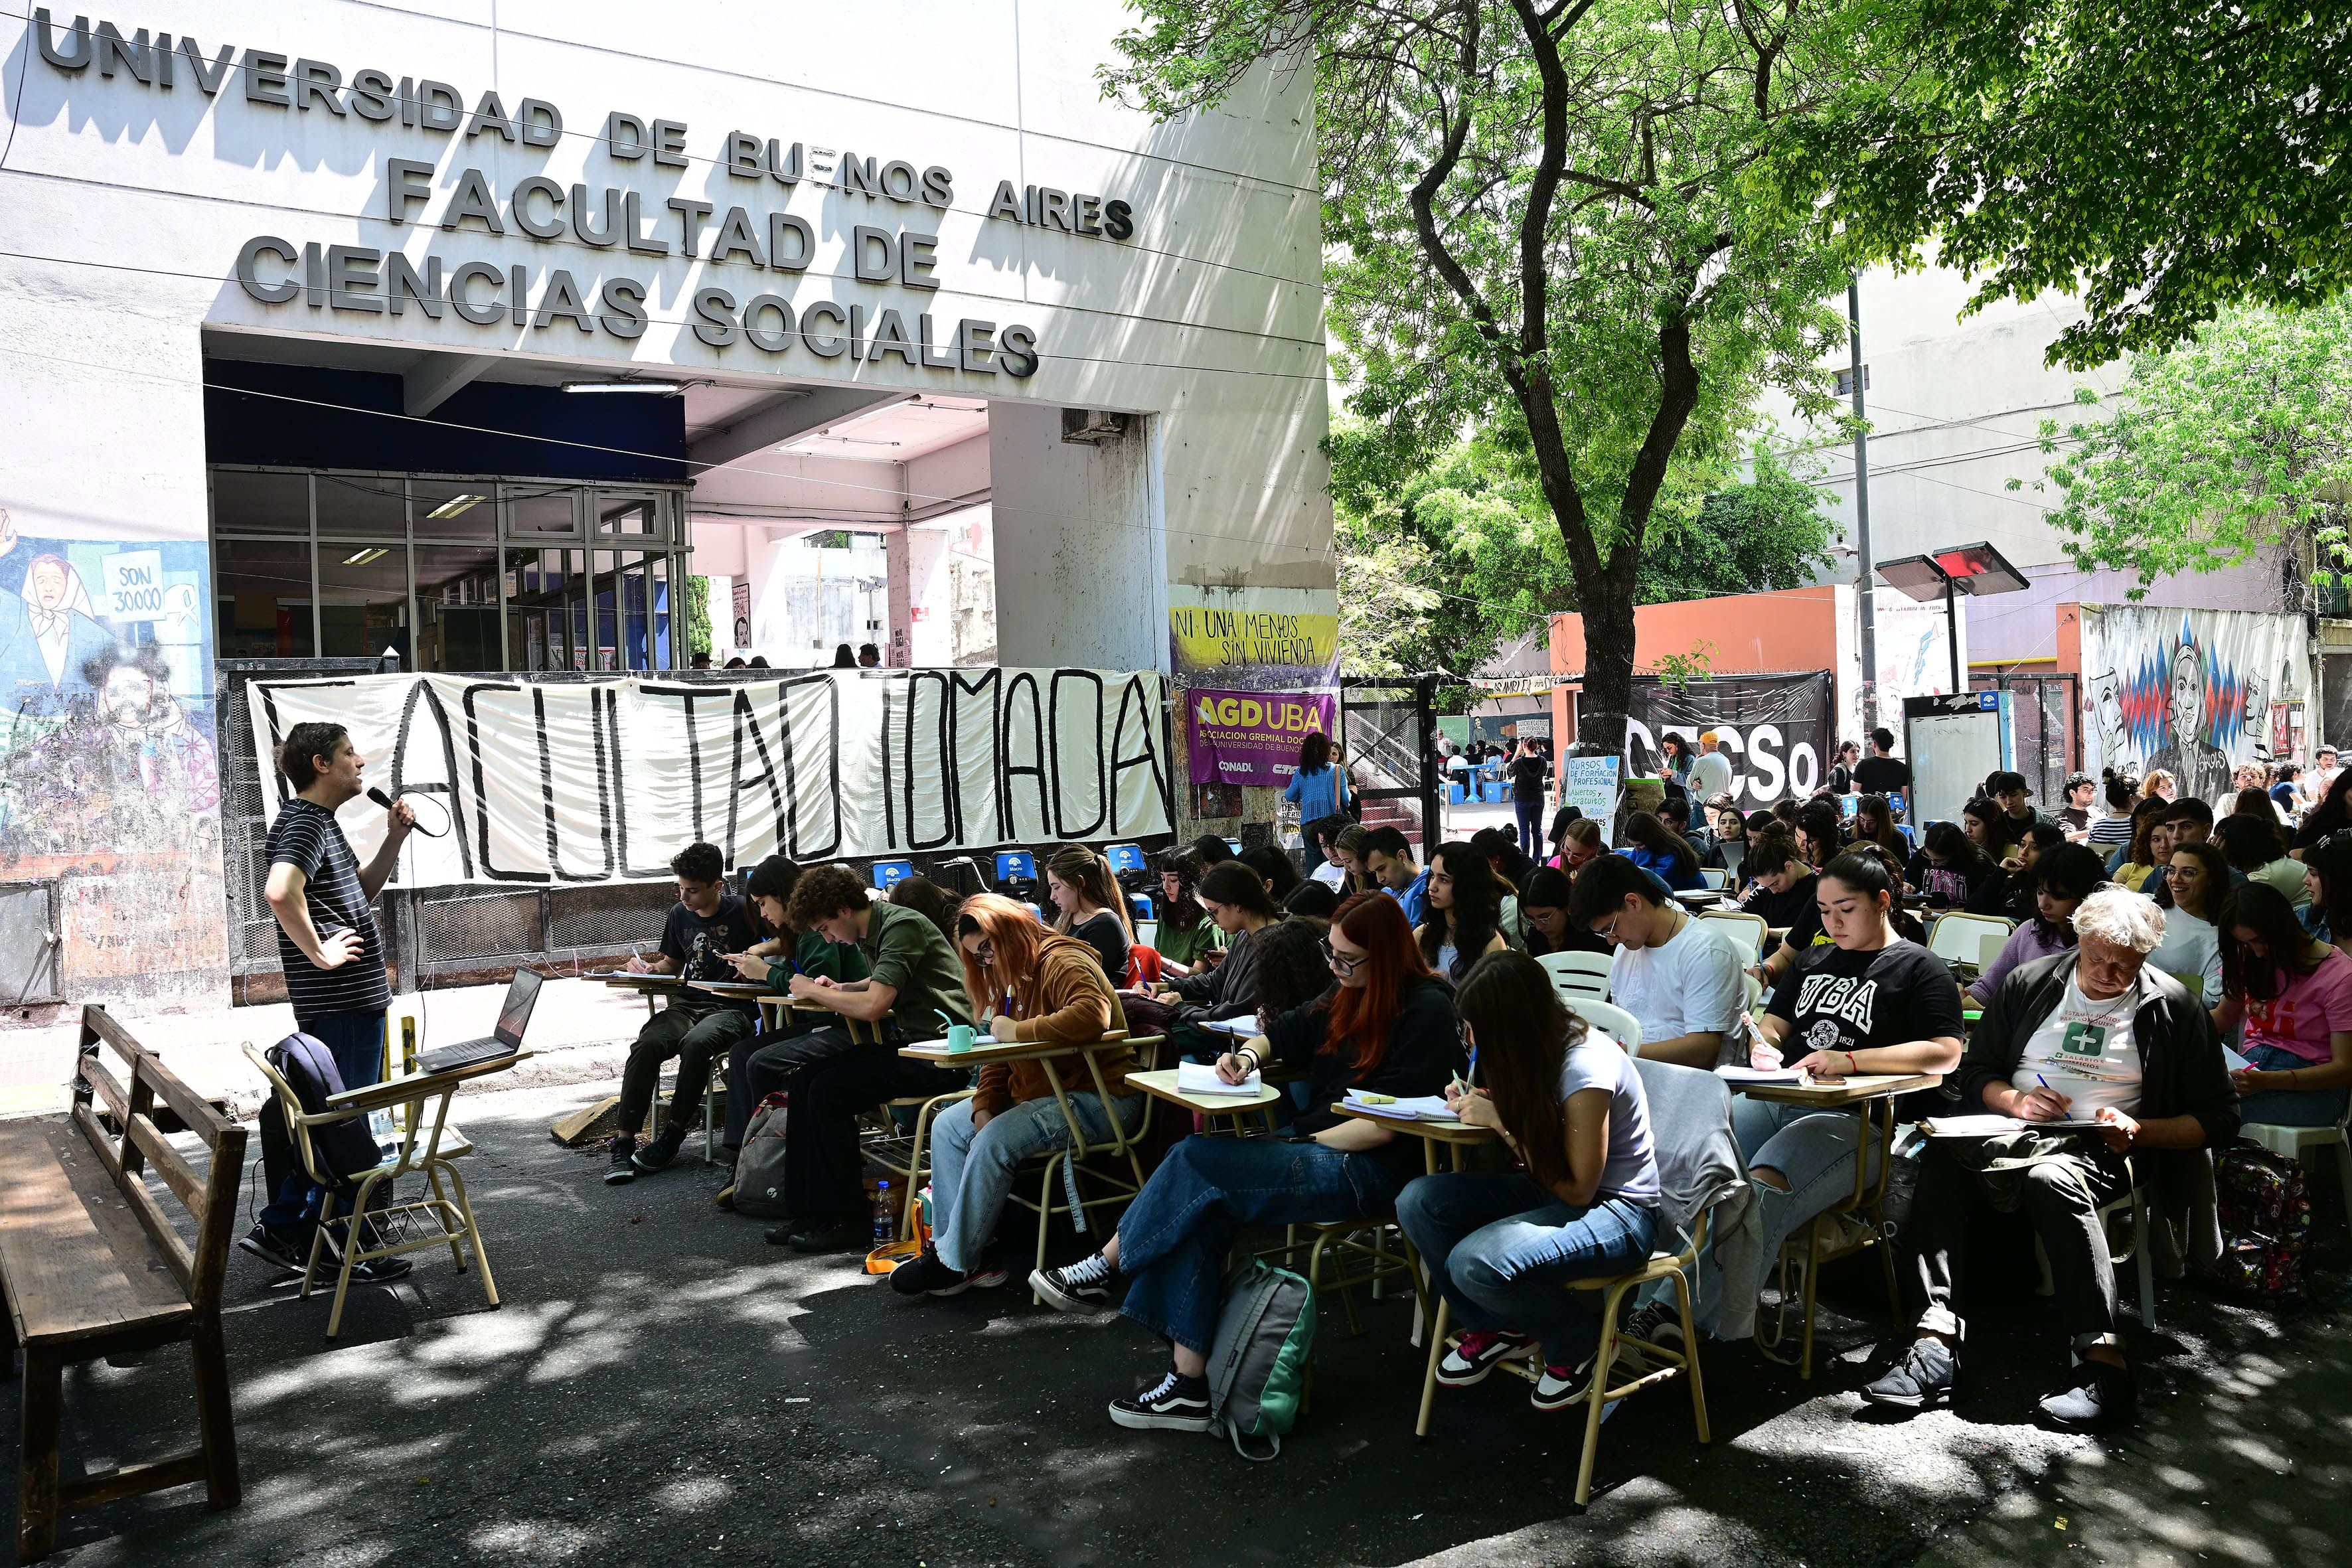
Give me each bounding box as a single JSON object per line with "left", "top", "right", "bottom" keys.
{"left": 2023, "top": 299, "right": 2352, "bottom": 597}
{"left": 681, "top": 574, "right": 713, "bottom": 660}
{"left": 1103, "top": 0, "right": 1859, "bottom": 743}
{"left": 1331, "top": 417, "right": 1841, "bottom": 678}
{"left": 1652, "top": 641, "right": 1716, "bottom": 693}
{"left": 1784, "top": 0, "right": 2352, "bottom": 369}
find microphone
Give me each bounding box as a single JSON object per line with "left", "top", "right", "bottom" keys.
{"left": 368, "top": 787, "right": 448, "bottom": 836}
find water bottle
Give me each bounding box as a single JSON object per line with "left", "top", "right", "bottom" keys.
{"left": 870, "top": 1181, "right": 894, "bottom": 1247}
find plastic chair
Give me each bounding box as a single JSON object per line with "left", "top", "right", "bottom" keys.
{"left": 1566, "top": 997, "right": 1643, "bottom": 1054}
{"left": 2033, "top": 1172, "right": 2157, "bottom": 1328}
{"left": 1926, "top": 911, "right": 2015, "bottom": 969}
{"left": 1537, "top": 949, "right": 1612, "bottom": 1004}
{"left": 1698, "top": 909, "right": 1768, "bottom": 963}
{"left": 1699, "top": 868, "right": 1729, "bottom": 890}
{"left": 2240, "top": 1094, "right": 2352, "bottom": 1239}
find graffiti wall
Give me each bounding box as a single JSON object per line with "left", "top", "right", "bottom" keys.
{"left": 0, "top": 508, "right": 226, "bottom": 1008}
{"left": 2079, "top": 606, "right": 2309, "bottom": 800}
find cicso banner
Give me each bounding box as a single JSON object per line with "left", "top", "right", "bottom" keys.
{"left": 1185, "top": 688, "right": 1336, "bottom": 787}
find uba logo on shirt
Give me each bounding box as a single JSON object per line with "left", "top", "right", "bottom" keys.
{"left": 1793, "top": 973, "right": 1881, "bottom": 1035}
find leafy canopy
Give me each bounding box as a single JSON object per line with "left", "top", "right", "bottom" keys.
{"left": 1102, "top": 0, "right": 1860, "bottom": 742}
{"left": 2027, "top": 299, "right": 2352, "bottom": 597}
{"left": 1785, "top": 0, "right": 2352, "bottom": 368}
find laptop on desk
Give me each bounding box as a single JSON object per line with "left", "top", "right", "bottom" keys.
{"left": 416, "top": 969, "right": 542, "bottom": 1075}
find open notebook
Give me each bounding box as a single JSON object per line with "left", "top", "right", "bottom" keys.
{"left": 1341, "top": 1092, "right": 1460, "bottom": 1123}
{"left": 1174, "top": 1059, "right": 1263, "bottom": 1097}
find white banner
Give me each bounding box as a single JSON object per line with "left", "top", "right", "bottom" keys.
{"left": 2080, "top": 607, "right": 2310, "bottom": 801}
{"left": 246, "top": 668, "right": 1174, "bottom": 888}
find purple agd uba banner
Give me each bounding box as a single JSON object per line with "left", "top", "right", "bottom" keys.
{"left": 1185, "top": 688, "right": 1336, "bottom": 787}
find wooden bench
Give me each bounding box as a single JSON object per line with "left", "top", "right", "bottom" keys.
{"left": 0, "top": 1006, "right": 244, "bottom": 1562}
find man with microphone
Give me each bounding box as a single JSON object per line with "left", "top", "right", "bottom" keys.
{"left": 241, "top": 720, "right": 416, "bottom": 1279}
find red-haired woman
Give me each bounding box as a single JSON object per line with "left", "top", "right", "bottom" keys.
{"left": 891, "top": 894, "right": 1144, "bottom": 1298}
{"left": 1031, "top": 892, "right": 1460, "bottom": 1434}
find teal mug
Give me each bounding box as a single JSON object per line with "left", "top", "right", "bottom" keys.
{"left": 947, "top": 1024, "right": 977, "bottom": 1054}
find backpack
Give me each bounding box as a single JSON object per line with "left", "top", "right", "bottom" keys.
{"left": 2213, "top": 1146, "right": 2310, "bottom": 1301}
{"left": 1204, "top": 1259, "right": 1315, "bottom": 1460}
{"left": 731, "top": 1093, "right": 793, "bottom": 1219}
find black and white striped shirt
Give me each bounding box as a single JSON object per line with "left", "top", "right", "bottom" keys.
{"left": 269, "top": 798, "right": 391, "bottom": 1026}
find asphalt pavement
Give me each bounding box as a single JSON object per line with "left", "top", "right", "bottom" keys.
{"left": 5, "top": 1074, "right": 2347, "bottom": 1567}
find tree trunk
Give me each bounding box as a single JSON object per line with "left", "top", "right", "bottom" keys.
{"left": 1575, "top": 564, "right": 1639, "bottom": 753}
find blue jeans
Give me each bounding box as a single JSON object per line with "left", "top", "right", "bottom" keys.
{"left": 1514, "top": 797, "right": 1545, "bottom": 858}
{"left": 258, "top": 1010, "right": 386, "bottom": 1236}
{"left": 1117, "top": 1136, "right": 1402, "bottom": 1353}
{"left": 1397, "top": 1172, "right": 1656, "bottom": 1367}
{"left": 930, "top": 1093, "right": 1143, "bottom": 1273}
{"left": 2238, "top": 1041, "right": 2352, "bottom": 1128}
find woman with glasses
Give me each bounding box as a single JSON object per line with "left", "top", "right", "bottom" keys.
{"left": 2219, "top": 882, "right": 2352, "bottom": 1127}
{"left": 2146, "top": 840, "right": 2229, "bottom": 1018}
{"left": 890, "top": 894, "right": 1144, "bottom": 1299}
{"left": 1399, "top": 950, "right": 1659, "bottom": 1411}
{"left": 1146, "top": 853, "right": 1218, "bottom": 975}
{"left": 1517, "top": 866, "right": 1609, "bottom": 958}
{"left": 1418, "top": 842, "right": 1510, "bottom": 983}
{"left": 1972, "top": 844, "right": 2107, "bottom": 1005}
{"left": 1139, "top": 860, "right": 1279, "bottom": 1031}
{"left": 1030, "top": 893, "right": 1458, "bottom": 1434}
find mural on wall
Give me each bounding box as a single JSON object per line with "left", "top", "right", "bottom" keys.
{"left": 0, "top": 509, "right": 225, "bottom": 1001}
{"left": 2080, "top": 606, "right": 2308, "bottom": 801}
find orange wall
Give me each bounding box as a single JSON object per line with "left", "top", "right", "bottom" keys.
{"left": 1549, "top": 586, "right": 1844, "bottom": 677}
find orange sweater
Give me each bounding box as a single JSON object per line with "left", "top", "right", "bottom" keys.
{"left": 971, "top": 940, "right": 1138, "bottom": 1116}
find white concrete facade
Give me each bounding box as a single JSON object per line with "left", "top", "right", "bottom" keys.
{"left": 0, "top": 1, "right": 1331, "bottom": 1014}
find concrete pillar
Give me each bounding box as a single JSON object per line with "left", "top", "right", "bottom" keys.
{"left": 885, "top": 526, "right": 913, "bottom": 668}
{"left": 986, "top": 402, "right": 1163, "bottom": 671}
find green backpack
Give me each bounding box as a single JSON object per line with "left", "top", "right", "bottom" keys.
{"left": 1204, "top": 1259, "right": 1316, "bottom": 1460}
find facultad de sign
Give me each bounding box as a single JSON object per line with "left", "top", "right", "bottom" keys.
{"left": 33, "top": 9, "right": 1150, "bottom": 377}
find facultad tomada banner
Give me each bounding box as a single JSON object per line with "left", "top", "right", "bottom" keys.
{"left": 1185, "top": 688, "right": 1336, "bottom": 787}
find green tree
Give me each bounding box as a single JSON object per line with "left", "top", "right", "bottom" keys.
{"left": 680, "top": 574, "right": 714, "bottom": 661}
{"left": 1789, "top": 1, "right": 2352, "bottom": 368}
{"left": 1332, "top": 418, "right": 1840, "bottom": 680}
{"left": 1104, "top": 0, "right": 1851, "bottom": 749}
{"left": 2024, "top": 299, "right": 2352, "bottom": 597}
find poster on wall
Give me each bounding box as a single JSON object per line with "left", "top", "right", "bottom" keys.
{"left": 0, "top": 509, "right": 224, "bottom": 996}
{"left": 246, "top": 666, "right": 1175, "bottom": 888}
{"left": 1168, "top": 586, "right": 1340, "bottom": 692}
{"left": 1859, "top": 595, "right": 1959, "bottom": 738}
{"left": 1622, "top": 673, "right": 1832, "bottom": 806}
{"left": 2080, "top": 607, "right": 2310, "bottom": 799}
{"left": 1185, "top": 688, "right": 1336, "bottom": 787}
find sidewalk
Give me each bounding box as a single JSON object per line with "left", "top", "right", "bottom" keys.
{"left": 0, "top": 976, "right": 659, "bottom": 1120}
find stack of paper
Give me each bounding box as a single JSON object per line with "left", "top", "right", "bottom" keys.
{"left": 1175, "top": 1059, "right": 1263, "bottom": 1096}
{"left": 1715, "top": 1065, "right": 1807, "bottom": 1085}
{"left": 1342, "top": 1093, "right": 1460, "bottom": 1122}
{"left": 1921, "top": 1113, "right": 2106, "bottom": 1137}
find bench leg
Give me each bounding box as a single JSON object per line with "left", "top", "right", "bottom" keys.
{"left": 189, "top": 1316, "right": 240, "bottom": 1512}
{"left": 17, "top": 1344, "right": 60, "bottom": 1562}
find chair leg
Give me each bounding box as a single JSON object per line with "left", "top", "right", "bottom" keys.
{"left": 1415, "top": 1297, "right": 1451, "bottom": 1438}
{"left": 16, "top": 1344, "right": 60, "bottom": 1562}
{"left": 2334, "top": 1139, "right": 2352, "bottom": 1240}
{"left": 2132, "top": 1189, "right": 2156, "bottom": 1329}
{"left": 1874, "top": 1208, "right": 1902, "bottom": 1320}
{"left": 189, "top": 1314, "right": 240, "bottom": 1510}
{"left": 1032, "top": 1156, "right": 1059, "bottom": 1306}
{"left": 1673, "top": 1267, "right": 1710, "bottom": 1445}
{"left": 442, "top": 1161, "right": 500, "bottom": 1308}
{"left": 1575, "top": 1298, "right": 1616, "bottom": 1507}
{"left": 1798, "top": 1217, "right": 1824, "bottom": 1381}
{"left": 426, "top": 1165, "right": 468, "bottom": 1272}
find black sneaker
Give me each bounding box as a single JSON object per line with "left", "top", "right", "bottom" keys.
{"left": 631, "top": 1123, "right": 688, "bottom": 1174}
{"left": 779, "top": 1220, "right": 868, "bottom": 1255}
{"left": 1618, "top": 1299, "right": 1687, "bottom": 1375}
{"left": 2038, "top": 1359, "right": 2135, "bottom": 1431}
{"left": 1529, "top": 1356, "right": 1598, "bottom": 1412}
{"left": 237, "top": 1223, "right": 308, "bottom": 1276}
{"left": 1435, "top": 1330, "right": 1535, "bottom": 1387}
{"left": 1862, "top": 1337, "right": 1959, "bottom": 1412}
{"left": 605, "top": 1135, "right": 639, "bottom": 1186}
{"left": 891, "top": 1247, "right": 971, "bottom": 1298}
{"left": 1031, "top": 1253, "right": 1119, "bottom": 1312}
{"left": 345, "top": 1253, "right": 414, "bottom": 1285}
{"left": 1109, "top": 1368, "right": 1213, "bottom": 1433}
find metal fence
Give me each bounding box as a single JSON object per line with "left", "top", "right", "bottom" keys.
{"left": 1339, "top": 676, "right": 1440, "bottom": 853}
{"left": 1971, "top": 672, "right": 2081, "bottom": 807}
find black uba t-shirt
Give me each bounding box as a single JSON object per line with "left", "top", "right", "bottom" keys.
{"left": 1766, "top": 938, "right": 1966, "bottom": 1115}
{"left": 661, "top": 894, "right": 760, "bottom": 1004}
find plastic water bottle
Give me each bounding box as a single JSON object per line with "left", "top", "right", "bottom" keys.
{"left": 870, "top": 1181, "right": 894, "bottom": 1247}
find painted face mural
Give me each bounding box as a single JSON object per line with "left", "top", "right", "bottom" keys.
{"left": 2084, "top": 608, "right": 2300, "bottom": 803}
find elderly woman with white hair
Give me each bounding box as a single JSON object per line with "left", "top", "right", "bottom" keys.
{"left": 1865, "top": 886, "right": 2238, "bottom": 1433}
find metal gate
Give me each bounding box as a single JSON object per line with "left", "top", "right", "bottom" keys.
{"left": 1972, "top": 672, "right": 2080, "bottom": 807}
{"left": 1338, "top": 676, "right": 1441, "bottom": 855}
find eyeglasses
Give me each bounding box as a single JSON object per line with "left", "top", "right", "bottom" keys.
{"left": 973, "top": 938, "right": 996, "bottom": 965}
{"left": 1591, "top": 911, "right": 1623, "bottom": 945}
{"left": 1320, "top": 937, "right": 1366, "bottom": 975}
